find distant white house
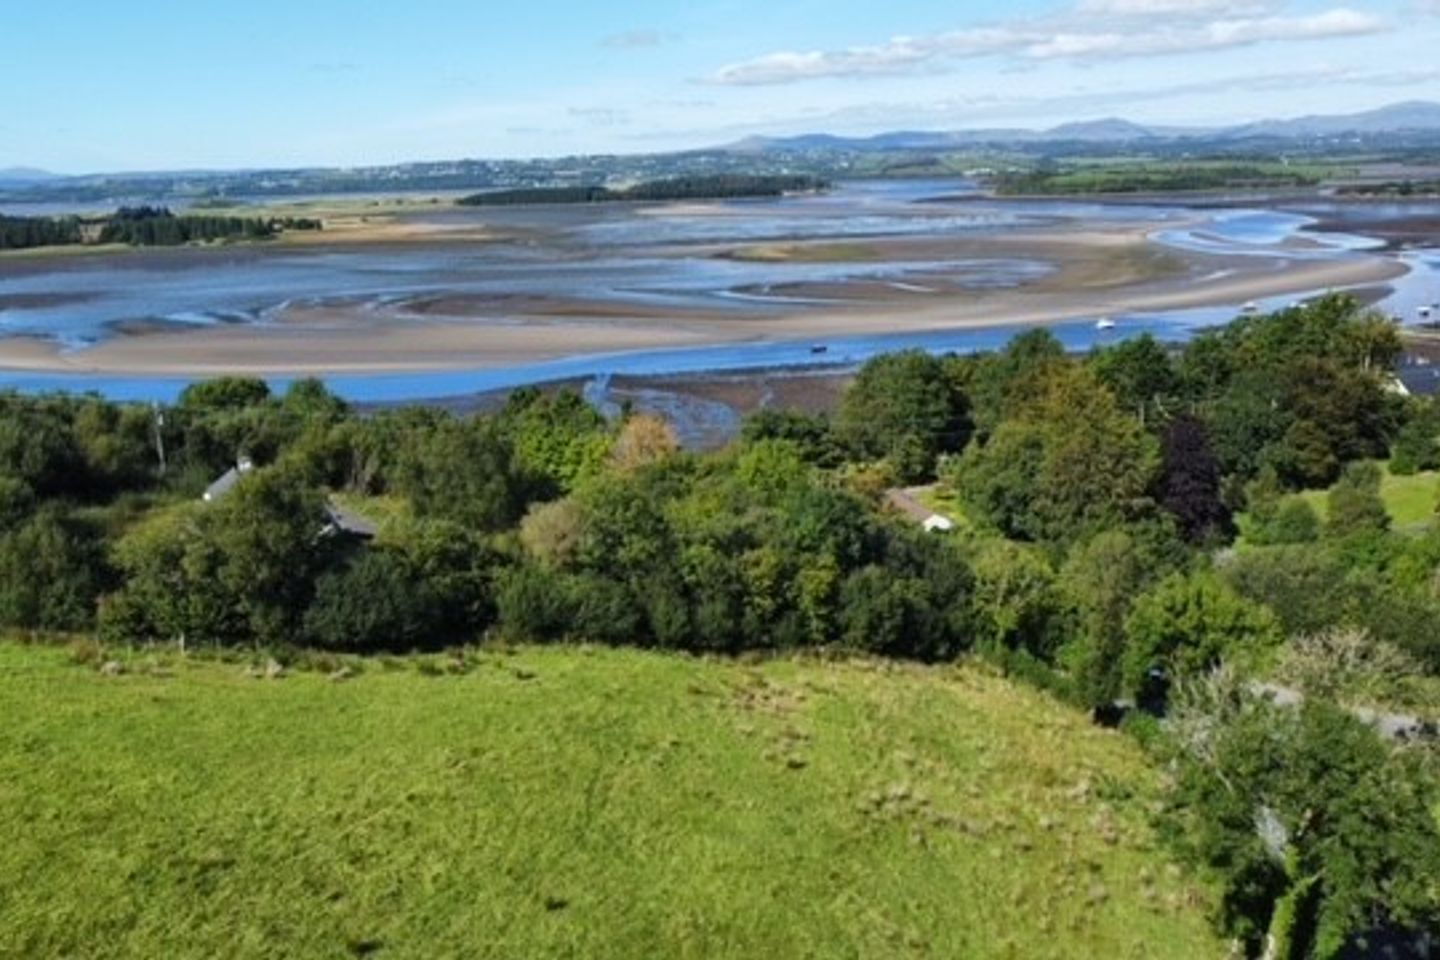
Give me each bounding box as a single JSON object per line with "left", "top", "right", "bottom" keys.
{"left": 922, "top": 514, "right": 956, "bottom": 534}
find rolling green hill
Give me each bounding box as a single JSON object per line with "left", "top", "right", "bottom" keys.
{"left": 0, "top": 642, "right": 1221, "bottom": 959}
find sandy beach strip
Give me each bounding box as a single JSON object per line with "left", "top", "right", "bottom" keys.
{"left": 0, "top": 248, "right": 1408, "bottom": 378}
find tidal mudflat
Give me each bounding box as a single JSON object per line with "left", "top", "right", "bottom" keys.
{"left": 0, "top": 180, "right": 1428, "bottom": 401}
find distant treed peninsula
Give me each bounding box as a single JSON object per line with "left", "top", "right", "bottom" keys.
{"left": 457, "top": 174, "right": 830, "bottom": 207}
{"left": 994, "top": 162, "right": 1327, "bottom": 196}
{"left": 0, "top": 206, "right": 322, "bottom": 251}
{"left": 1337, "top": 179, "right": 1440, "bottom": 198}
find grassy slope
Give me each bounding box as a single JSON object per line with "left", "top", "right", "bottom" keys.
{"left": 0, "top": 643, "right": 1220, "bottom": 959}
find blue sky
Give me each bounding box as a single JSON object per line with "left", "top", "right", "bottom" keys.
{"left": 6, "top": 0, "right": 1440, "bottom": 172}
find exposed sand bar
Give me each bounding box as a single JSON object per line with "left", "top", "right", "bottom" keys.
{"left": 0, "top": 210, "right": 1411, "bottom": 379}
{"left": 0, "top": 248, "right": 1406, "bottom": 377}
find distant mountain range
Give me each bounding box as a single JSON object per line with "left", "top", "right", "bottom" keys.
{"left": 7, "top": 101, "right": 1440, "bottom": 206}
{"left": 724, "top": 101, "right": 1440, "bottom": 152}
{"left": 0, "top": 167, "right": 59, "bottom": 185}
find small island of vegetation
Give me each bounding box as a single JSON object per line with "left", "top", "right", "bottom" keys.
{"left": 1337, "top": 179, "right": 1440, "bottom": 198}
{"left": 0, "top": 205, "right": 322, "bottom": 252}
{"left": 994, "top": 161, "right": 1328, "bottom": 196}
{"left": 457, "top": 174, "right": 830, "bottom": 206}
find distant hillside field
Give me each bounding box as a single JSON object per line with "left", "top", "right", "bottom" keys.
{"left": 0, "top": 643, "right": 1220, "bottom": 959}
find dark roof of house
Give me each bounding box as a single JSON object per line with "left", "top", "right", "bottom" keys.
{"left": 1397, "top": 363, "right": 1440, "bottom": 398}
{"left": 324, "top": 502, "right": 380, "bottom": 539}
{"left": 202, "top": 457, "right": 256, "bottom": 502}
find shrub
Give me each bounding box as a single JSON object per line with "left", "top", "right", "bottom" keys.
{"left": 1250, "top": 496, "right": 1320, "bottom": 546}
{"left": 0, "top": 476, "right": 35, "bottom": 532}
{"left": 0, "top": 509, "right": 110, "bottom": 631}
{"left": 740, "top": 409, "right": 842, "bottom": 467}
{"left": 1157, "top": 416, "right": 1234, "bottom": 545}
{"left": 970, "top": 538, "right": 1064, "bottom": 661}
{"left": 519, "top": 498, "right": 585, "bottom": 568}
{"left": 495, "top": 566, "right": 572, "bottom": 640}
{"left": 1122, "top": 571, "right": 1282, "bottom": 702}
{"left": 1276, "top": 628, "right": 1428, "bottom": 708}
{"left": 1058, "top": 528, "right": 1179, "bottom": 707}
{"left": 493, "top": 566, "right": 641, "bottom": 646}
{"left": 1327, "top": 462, "right": 1390, "bottom": 538}
{"left": 1164, "top": 682, "right": 1440, "bottom": 957}
{"left": 303, "top": 549, "right": 433, "bottom": 653}
{"left": 836, "top": 350, "right": 972, "bottom": 483}
{"left": 610, "top": 415, "right": 679, "bottom": 472}
{"left": 395, "top": 417, "right": 526, "bottom": 531}
{"left": 1389, "top": 409, "right": 1439, "bottom": 476}
{"left": 104, "top": 467, "right": 333, "bottom": 648}
{"left": 838, "top": 565, "right": 929, "bottom": 657}
{"left": 952, "top": 368, "right": 1159, "bottom": 545}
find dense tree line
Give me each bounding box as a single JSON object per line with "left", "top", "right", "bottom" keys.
{"left": 0, "top": 215, "right": 83, "bottom": 249}
{"left": 98, "top": 206, "right": 321, "bottom": 246}
{"left": 0, "top": 207, "right": 321, "bottom": 250}
{"left": 1337, "top": 179, "right": 1440, "bottom": 198}
{"left": 996, "top": 163, "right": 1322, "bottom": 196}
{"left": 0, "top": 295, "right": 1436, "bottom": 956}
{"left": 458, "top": 175, "right": 829, "bottom": 206}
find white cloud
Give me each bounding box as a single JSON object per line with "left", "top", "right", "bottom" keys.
{"left": 1027, "top": 9, "right": 1385, "bottom": 59}
{"left": 709, "top": 4, "right": 1387, "bottom": 85}
{"left": 633, "top": 63, "right": 1440, "bottom": 145}
{"left": 712, "top": 30, "right": 1020, "bottom": 85}
{"left": 1076, "top": 0, "right": 1277, "bottom": 15}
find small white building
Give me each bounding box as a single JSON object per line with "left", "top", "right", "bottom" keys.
{"left": 922, "top": 514, "right": 956, "bottom": 534}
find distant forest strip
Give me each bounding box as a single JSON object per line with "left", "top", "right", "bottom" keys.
{"left": 1336, "top": 179, "right": 1440, "bottom": 198}
{"left": 994, "top": 163, "right": 1326, "bottom": 196}
{"left": 0, "top": 206, "right": 322, "bottom": 251}
{"left": 457, "top": 174, "right": 830, "bottom": 207}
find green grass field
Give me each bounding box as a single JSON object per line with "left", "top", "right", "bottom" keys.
{"left": 915, "top": 485, "right": 976, "bottom": 532}
{"left": 1294, "top": 464, "right": 1439, "bottom": 531}
{"left": 1235, "top": 463, "right": 1438, "bottom": 545}
{"left": 0, "top": 642, "right": 1221, "bottom": 959}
